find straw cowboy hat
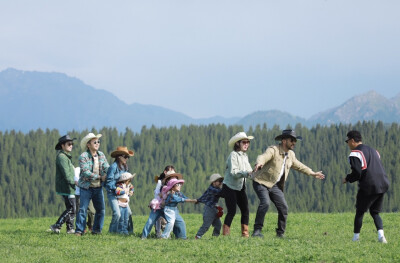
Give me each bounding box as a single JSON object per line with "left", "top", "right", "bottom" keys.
{"left": 117, "top": 172, "right": 136, "bottom": 182}
{"left": 55, "top": 134, "right": 76, "bottom": 150}
{"left": 80, "top": 133, "right": 102, "bottom": 150}
{"left": 209, "top": 173, "right": 223, "bottom": 183}
{"left": 110, "top": 146, "right": 134, "bottom": 158}
{"left": 228, "top": 132, "right": 254, "bottom": 148}
{"left": 162, "top": 172, "right": 183, "bottom": 184}
{"left": 274, "top": 129, "right": 302, "bottom": 141}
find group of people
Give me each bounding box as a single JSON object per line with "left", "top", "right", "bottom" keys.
{"left": 51, "top": 129, "right": 389, "bottom": 243}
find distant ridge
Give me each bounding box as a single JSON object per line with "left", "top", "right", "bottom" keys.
{"left": 0, "top": 68, "right": 399, "bottom": 133}
{"left": 308, "top": 90, "right": 400, "bottom": 125}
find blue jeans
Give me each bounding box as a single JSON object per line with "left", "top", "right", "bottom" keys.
{"left": 196, "top": 205, "right": 221, "bottom": 237}
{"left": 141, "top": 208, "right": 186, "bottom": 239}
{"left": 161, "top": 206, "right": 187, "bottom": 239}
{"left": 75, "top": 187, "right": 105, "bottom": 234}
{"left": 108, "top": 192, "right": 133, "bottom": 233}
{"left": 118, "top": 206, "right": 129, "bottom": 234}
{"left": 141, "top": 209, "right": 163, "bottom": 238}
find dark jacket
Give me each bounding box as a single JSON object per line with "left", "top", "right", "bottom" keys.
{"left": 346, "top": 144, "right": 389, "bottom": 195}
{"left": 55, "top": 151, "right": 76, "bottom": 195}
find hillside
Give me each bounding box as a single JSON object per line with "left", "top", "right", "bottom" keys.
{"left": 1, "top": 68, "right": 399, "bottom": 133}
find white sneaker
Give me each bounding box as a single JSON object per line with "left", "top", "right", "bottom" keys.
{"left": 50, "top": 225, "right": 60, "bottom": 234}
{"left": 67, "top": 229, "right": 75, "bottom": 234}
{"left": 378, "top": 236, "right": 387, "bottom": 244}
{"left": 352, "top": 236, "right": 359, "bottom": 242}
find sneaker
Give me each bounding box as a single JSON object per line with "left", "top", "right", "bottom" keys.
{"left": 378, "top": 236, "right": 387, "bottom": 244}
{"left": 276, "top": 233, "right": 285, "bottom": 238}
{"left": 67, "top": 229, "right": 75, "bottom": 234}
{"left": 195, "top": 235, "right": 201, "bottom": 239}
{"left": 50, "top": 225, "right": 60, "bottom": 234}
{"left": 252, "top": 229, "right": 264, "bottom": 238}
{"left": 352, "top": 236, "right": 359, "bottom": 242}
{"left": 75, "top": 232, "right": 82, "bottom": 236}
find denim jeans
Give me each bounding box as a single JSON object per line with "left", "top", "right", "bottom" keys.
{"left": 54, "top": 195, "right": 76, "bottom": 231}
{"left": 142, "top": 208, "right": 186, "bottom": 239}
{"left": 107, "top": 192, "right": 133, "bottom": 233}
{"left": 196, "top": 205, "right": 221, "bottom": 237}
{"left": 141, "top": 209, "right": 163, "bottom": 238}
{"left": 75, "top": 187, "right": 105, "bottom": 234}
{"left": 76, "top": 195, "right": 95, "bottom": 230}
{"left": 118, "top": 206, "right": 129, "bottom": 234}
{"left": 253, "top": 181, "right": 288, "bottom": 235}
{"left": 161, "top": 206, "right": 187, "bottom": 239}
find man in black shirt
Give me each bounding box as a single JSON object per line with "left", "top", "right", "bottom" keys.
{"left": 343, "top": 130, "right": 389, "bottom": 243}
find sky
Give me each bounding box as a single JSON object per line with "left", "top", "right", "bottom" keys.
{"left": 1, "top": 0, "right": 399, "bottom": 119}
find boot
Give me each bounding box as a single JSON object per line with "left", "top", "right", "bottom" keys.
{"left": 241, "top": 224, "right": 249, "bottom": 238}
{"left": 223, "top": 224, "right": 230, "bottom": 236}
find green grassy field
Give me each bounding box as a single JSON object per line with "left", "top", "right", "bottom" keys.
{"left": 0, "top": 213, "right": 398, "bottom": 262}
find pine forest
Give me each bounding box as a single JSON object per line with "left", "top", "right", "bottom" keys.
{"left": 0, "top": 121, "right": 399, "bottom": 219}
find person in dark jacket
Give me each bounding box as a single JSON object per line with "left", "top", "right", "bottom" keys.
{"left": 342, "top": 130, "right": 389, "bottom": 243}
{"left": 50, "top": 135, "right": 77, "bottom": 234}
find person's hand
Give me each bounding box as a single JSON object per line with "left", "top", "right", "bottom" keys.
{"left": 254, "top": 163, "right": 263, "bottom": 171}
{"left": 248, "top": 172, "right": 255, "bottom": 180}
{"left": 342, "top": 178, "right": 347, "bottom": 184}
{"left": 313, "top": 171, "right": 325, "bottom": 180}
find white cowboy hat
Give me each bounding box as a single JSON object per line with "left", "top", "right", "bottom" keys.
{"left": 80, "top": 133, "right": 102, "bottom": 150}
{"left": 209, "top": 173, "right": 223, "bottom": 183}
{"left": 228, "top": 132, "right": 254, "bottom": 149}
{"left": 118, "top": 172, "right": 136, "bottom": 182}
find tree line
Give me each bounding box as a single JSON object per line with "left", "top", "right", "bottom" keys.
{"left": 0, "top": 121, "right": 399, "bottom": 219}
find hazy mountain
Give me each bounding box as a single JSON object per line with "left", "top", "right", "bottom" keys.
{"left": 0, "top": 68, "right": 399, "bottom": 133}
{"left": 308, "top": 90, "right": 400, "bottom": 125}
{"left": 237, "top": 110, "right": 307, "bottom": 130}
{"left": 0, "top": 68, "right": 239, "bottom": 133}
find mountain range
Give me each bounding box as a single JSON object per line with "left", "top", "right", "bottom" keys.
{"left": 0, "top": 68, "right": 399, "bottom": 133}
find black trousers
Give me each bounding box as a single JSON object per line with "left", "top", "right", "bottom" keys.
{"left": 55, "top": 195, "right": 76, "bottom": 231}
{"left": 354, "top": 191, "right": 384, "bottom": 233}
{"left": 222, "top": 184, "right": 249, "bottom": 226}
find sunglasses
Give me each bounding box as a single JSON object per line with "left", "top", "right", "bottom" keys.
{"left": 92, "top": 140, "right": 101, "bottom": 145}
{"left": 175, "top": 183, "right": 182, "bottom": 186}
{"left": 121, "top": 155, "right": 130, "bottom": 159}
{"left": 66, "top": 142, "right": 74, "bottom": 146}
{"left": 241, "top": 140, "right": 250, "bottom": 144}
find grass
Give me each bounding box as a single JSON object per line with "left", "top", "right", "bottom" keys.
{"left": 0, "top": 212, "right": 399, "bottom": 262}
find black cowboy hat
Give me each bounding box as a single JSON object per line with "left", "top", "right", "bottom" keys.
{"left": 274, "top": 129, "right": 302, "bottom": 141}
{"left": 55, "top": 135, "right": 76, "bottom": 150}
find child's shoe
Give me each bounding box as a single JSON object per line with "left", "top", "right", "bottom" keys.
{"left": 195, "top": 235, "right": 201, "bottom": 239}
{"left": 66, "top": 229, "right": 75, "bottom": 234}
{"left": 50, "top": 225, "right": 60, "bottom": 234}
